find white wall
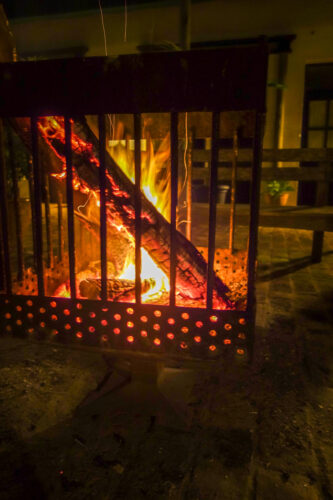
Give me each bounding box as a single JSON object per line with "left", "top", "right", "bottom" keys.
{"left": 7, "top": 0, "right": 333, "bottom": 205}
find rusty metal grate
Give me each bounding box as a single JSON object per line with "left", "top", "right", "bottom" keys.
{"left": 0, "top": 46, "right": 268, "bottom": 360}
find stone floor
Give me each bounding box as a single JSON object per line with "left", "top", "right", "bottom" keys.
{"left": 0, "top": 227, "right": 332, "bottom": 499}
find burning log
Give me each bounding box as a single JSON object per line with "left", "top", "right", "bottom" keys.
{"left": 74, "top": 210, "right": 134, "bottom": 277}
{"left": 11, "top": 116, "right": 233, "bottom": 308}
{"left": 79, "top": 277, "right": 156, "bottom": 301}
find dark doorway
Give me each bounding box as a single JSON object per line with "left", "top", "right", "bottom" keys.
{"left": 298, "top": 63, "right": 333, "bottom": 205}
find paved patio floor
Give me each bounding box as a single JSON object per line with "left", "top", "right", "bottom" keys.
{"left": 0, "top": 227, "right": 332, "bottom": 499}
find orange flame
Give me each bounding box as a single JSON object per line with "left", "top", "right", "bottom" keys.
{"left": 40, "top": 116, "right": 171, "bottom": 302}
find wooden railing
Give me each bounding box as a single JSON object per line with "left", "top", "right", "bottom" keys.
{"left": 192, "top": 147, "right": 333, "bottom": 182}
{"left": 191, "top": 147, "right": 333, "bottom": 262}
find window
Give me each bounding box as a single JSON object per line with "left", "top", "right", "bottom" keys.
{"left": 298, "top": 64, "right": 333, "bottom": 205}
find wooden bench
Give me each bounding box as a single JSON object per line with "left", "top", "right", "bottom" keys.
{"left": 191, "top": 147, "right": 333, "bottom": 262}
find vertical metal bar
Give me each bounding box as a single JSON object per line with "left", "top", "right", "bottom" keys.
{"left": 247, "top": 112, "right": 265, "bottom": 314}
{"left": 134, "top": 113, "right": 142, "bottom": 304}
{"left": 0, "top": 119, "right": 12, "bottom": 294}
{"left": 31, "top": 117, "right": 44, "bottom": 296}
{"left": 170, "top": 112, "right": 178, "bottom": 307}
{"left": 27, "top": 159, "right": 37, "bottom": 270}
{"left": 57, "top": 190, "right": 63, "bottom": 261}
{"left": 0, "top": 230, "right": 4, "bottom": 291}
{"left": 98, "top": 114, "right": 107, "bottom": 301}
{"left": 8, "top": 126, "right": 24, "bottom": 281}
{"left": 206, "top": 112, "right": 220, "bottom": 309}
{"left": 65, "top": 117, "right": 76, "bottom": 299}
{"left": 229, "top": 128, "right": 238, "bottom": 253}
{"left": 185, "top": 125, "right": 193, "bottom": 241}
{"left": 44, "top": 173, "right": 53, "bottom": 268}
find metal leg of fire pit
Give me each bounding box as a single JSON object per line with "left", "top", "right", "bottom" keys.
{"left": 76, "top": 357, "right": 194, "bottom": 430}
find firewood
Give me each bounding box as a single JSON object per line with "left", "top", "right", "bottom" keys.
{"left": 11, "top": 116, "right": 233, "bottom": 308}
{"left": 79, "top": 277, "right": 156, "bottom": 301}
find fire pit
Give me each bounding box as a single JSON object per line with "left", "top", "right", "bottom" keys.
{"left": 0, "top": 46, "right": 267, "bottom": 360}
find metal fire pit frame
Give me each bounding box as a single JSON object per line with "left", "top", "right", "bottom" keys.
{"left": 0, "top": 46, "right": 268, "bottom": 360}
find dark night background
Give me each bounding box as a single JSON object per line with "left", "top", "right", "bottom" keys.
{"left": 2, "top": 0, "right": 206, "bottom": 20}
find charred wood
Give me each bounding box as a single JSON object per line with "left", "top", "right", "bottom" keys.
{"left": 10, "top": 116, "right": 233, "bottom": 308}
{"left": 79, "top": 277, "right": 155, "bottom": 301}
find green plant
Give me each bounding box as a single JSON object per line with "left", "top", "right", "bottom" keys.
{"left": 265, "top": 180, "right": 294, "bottom": 198}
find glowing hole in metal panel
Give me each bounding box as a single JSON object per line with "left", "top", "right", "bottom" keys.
{"left": 50, "top": 301, "right": 57, "bottom": 308}
{"left": 181, "top": 326, "right": 189, "bottom": 334}
{"left": 180, "top": 341, "right": 188, "bottom": 349}
{"left": 154, "top": 310, "right": 162, "bottom": 317}
{"left": 63, "top": 309, "right": 70, "bottom": 316}
{"left": 127, "top": 336, "right": 134, "bottom": 343}
{"left": 113, "top": 328, "right": 120, "bottom": 335}
{"left": 209, "top": 345, "right": 217, "bottom": 351}
{"left": 237, "top": 349, "right": 245, "bottom": 355}
{"left": 40, "top": 322, "right": 46, "bottom": 328}
{"left": 238, "top": 332, "right": 246, "bottom": 339}
{"left": 181, "top": 312, "right": 189, "bottom": 320}
{"left": 16, "top": 319, "right": 22, "bottom": 325}
{"left": 52, "top": 330, "right": 58, "bottom": 335}
{"left": 16, "top": 305, "right": 22, "bottom": 311}
{"left": 209, "top": 330, "right": 217, "bottom": 337}
{"left": 114, "top": 314, "right": 121, "bottom": 321}
{"left": 167, "top": 333, "right": 174, "bottom": 340}
{"left": 153, "top": 324, "right": 160, "bottom": 331}
{"left": 89, "top": 326, "right": 95, "bottom": 333}
{"left": 89, "top": 312, "right": 96, "bottom": 318}
{"left": 224, "top": 339, "right": 231, "bottom": 345}
{"left": 65, "top": 323, "right": 71, "bottom": 330}
{"left": 141, "top": 330, "right": 148, "bottom": 337}
{"left": 5, "top": 313, "right": 11, "bottom": 319}
{"left": 195, "top": 321, "right": 203, "bottom": 328}
{"left": 154, "top": 338, "right": 161, "bottom": 346}
{"left": 102, "top": 335, "right": 108, "bottom": 341}
{"left": 210, "top": 315, "right": 218, "bottom": 323}
{"left": 127, "top": 321, "right": 134, "bottom": 328}
{"left": 76, "top": 303, "right": 83, "bottom": 309}
{"left": 101, "top": 319, "right": 108, "bottom": 326}
{"left": 5, "top": 325, "right": 11, "bottom": 332}
{"left": 76, "top": 332, "right": 83, "bottom": 339}
{"left": 27, "top": 313, "right": 34, "bottom": 319}
{"left": 239, "top": 318, "right": 246, "bottom": 325}
{"left": 76, "top": 317, "right": 82, "bottom": 323}
{"left": 39, "top": 307, "right": 46, "bottom": 314}
{"left": 27, "top": 300, "right": 33, "bottom": 306}
{"left": 140, "top": 315, "right": 148, "bottom": 323}
{"left": 194, "top": 336, "right": 201, "bottom": 343}
{"left": 126, "top": 307, "right": 134, "bottom": 315}
{"left": 102, "top": 308, "right": 108, "bottom": 312}
{"left": 28, "top": 328, "right": 34, "bottom": 333}
{"left": 224, "top": 323, "right": 232, "bottom": 331}
{"left": 168, "top": 318, "right": 175, "bottom": 325}
{"left": 51, "top": 314, "right": 57, "bottom": 321}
